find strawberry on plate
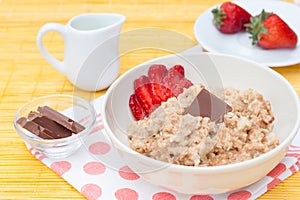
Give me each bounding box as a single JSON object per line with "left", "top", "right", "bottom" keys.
{"left": 212, "top": 1, "right": 252, "bottom": 34}
{"left": 245, "top": 10, "right": 298, "bottom": 49}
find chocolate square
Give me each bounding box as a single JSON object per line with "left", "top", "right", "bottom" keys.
{"left": 184, "top": 88, "right": 232, "bottom": 121}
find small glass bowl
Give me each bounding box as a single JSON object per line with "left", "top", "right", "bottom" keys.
{"left": 14, "top": 94, "right": 96, "bottom": 159}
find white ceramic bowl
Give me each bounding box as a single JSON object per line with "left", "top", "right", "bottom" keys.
{"left": 102, "top": 53, "right": 300, "bottom": 194}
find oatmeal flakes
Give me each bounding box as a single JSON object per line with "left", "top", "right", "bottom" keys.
{"left": 128, "top": 84, "right": 279, "bottom": 166}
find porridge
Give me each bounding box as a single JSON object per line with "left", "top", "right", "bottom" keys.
{"left": 128, "top": 84, "right": 279, "bottom": 166}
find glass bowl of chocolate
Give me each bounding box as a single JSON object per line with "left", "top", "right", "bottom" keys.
{"left": 14, "top": 94, "right": 96, "bottom": 158}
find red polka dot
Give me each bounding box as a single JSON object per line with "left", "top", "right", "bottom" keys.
{"left": 118, "top": 166, "right": 140, "bottom": 180}
{"left": 89, "top": 141, "right": 110, "bottom": 155}
{"left": 34, "top": 152, "right": 40, "bottom": 156}
{"left": 83, "top": 161, "right": 106, "bottom": 175}
{"left": 50, "top": 161, "right": 72, "bottom": 176}
{"left": 89, "top": 125, "right": 104, "bottom": 135}
{"left": 267, "top": 178, "right": 281, "bottom": 190}
{"left": 296, "top": 161, "right": 300, "bottom": 168}
{"left": 190, "top": 195, "right": 214, "bottom": 200}
{"left": 267, "top": 163, "right": 286, "bottom": 178}
{"left": 285, "top": 153, "right": 300, "bottom": 159}
{"left": 78, "top": 114, "right": 93, "bottom": 123}
{"left": 38, "top": 155, "right": 47, "bottom": 161}
{"left": 29, "top": 147, "right": 34, "bottom": 153}
{"left": 227, "top": 190, "right": 252, "bottom": 200}
{"left": 81, "top": 184, "right": 102, "bottom": 200}
{"left": 290, "top": 165, "right": 297, "bottom": 174}
{"left": 152, "top": 192, "right": 176, "bottom": 200}
{"left": 115, "top": 188, "right": 138, "bottom": 200}
{"left": 290, "top": 144, "right": 300, "bottom": 148}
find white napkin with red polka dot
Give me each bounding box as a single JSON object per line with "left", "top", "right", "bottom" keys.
{"left": 27, "top": 95, "right": 300, "bottom": 200}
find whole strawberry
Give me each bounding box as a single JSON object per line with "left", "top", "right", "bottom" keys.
{"left": 245, "top": 10, "right": 298, "bottom": 49}
{"left": 212, "top": 1, "right": 252, "bottom": 34}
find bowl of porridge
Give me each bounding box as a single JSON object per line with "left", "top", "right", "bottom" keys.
{"left": 102, "top": 52, "right": 300, "bottom": 194}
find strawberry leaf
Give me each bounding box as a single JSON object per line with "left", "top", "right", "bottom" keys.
{"left": 212, "top": 7, "right": 226, "bottom": 28}
{"left": 245, "top": 9, "right": 272, "bottom": 45}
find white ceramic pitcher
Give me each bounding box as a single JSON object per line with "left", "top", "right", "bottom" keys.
{"left": 37, "top": 13, "right": 126, "bottom": 91}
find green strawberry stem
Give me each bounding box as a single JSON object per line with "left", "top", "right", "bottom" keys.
{"left": 212, "top": 7, "right": 226, "bottom": 28}
{"left": 245, "top": 9, "right": 271, "bottom": 45}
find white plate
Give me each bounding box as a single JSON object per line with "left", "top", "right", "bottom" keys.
{"left": 194, "top": 0, "right": 300, "bottom": 67}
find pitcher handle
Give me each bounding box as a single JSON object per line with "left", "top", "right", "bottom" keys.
{"left": 36, "top": 23, "right": 66, "bottom": 74}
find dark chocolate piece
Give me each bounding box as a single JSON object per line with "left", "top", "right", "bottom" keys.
{"left": 17, "top": 117, "right": 56, "bottom": 139}
{"left": 28, "top": 112, "right": 72, "bottom": 139}
{"left": 28, "top": 111, "right": 42, "bottom": 120}
{"left": 17, "top": 106, "right": 86, "bottom": 140}
{"left": 184, "top": 88, "right": 232, "bottom": 121}
{"left": 37, "top": 106, "right": 85, "bottom": 134}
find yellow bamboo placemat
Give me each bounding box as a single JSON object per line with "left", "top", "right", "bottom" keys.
{"left": 1, "top": 0, "right": 300, "bottom": 199}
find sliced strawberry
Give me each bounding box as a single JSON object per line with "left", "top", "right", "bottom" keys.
{"left": 135, "top": 84, "right": 153, "bottom": 116}
{"left": 148, "top": 64, "right": 168, "bottom": 83}
{"left": 162, "top": 70, "right": 180, "bottom": 88}
{"left": 148, "top": 83, "right": 164, "bottom": 105}
{"left": 162, "top": 67, "right": 193, "bottom": 97}
{"left": 160, "top": 84, "right": 174, "bottom": 101}
{"left": 170, "top": 85, "right": 183, "bottom": 97}
{"left": 148, "top": 82, "right": 174, "bottom": 104}
{"left": 129, "top": 94, "right": 145, "bottom": 120}
{"left": 170, "top": 65, "right": 185, "bottom": 77}
{"left": 179, "top": 78, "right": 193, "bottom": 89}
{"left": 134, "top": 75, "right": 149, "bottom": 90}
{"left": 170, "top": 78, "right": 193, "bottom": 97}
{"left": 162, "top": 67, "right": 184, "bottom": 95}
{"left": 129, "top": 64, "right": 194, "bottom": 120}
